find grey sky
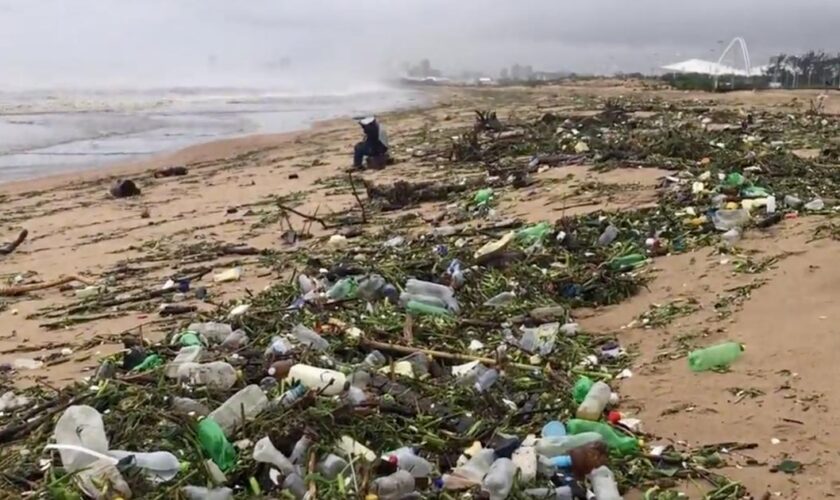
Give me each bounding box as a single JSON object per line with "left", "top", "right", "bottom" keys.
{"left": 0, "top": 0, "right": 836, "bottom": 89}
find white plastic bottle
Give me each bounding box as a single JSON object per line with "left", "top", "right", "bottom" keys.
{"left": 176, "top": 362, "right": 237, "bottom": 390}
{"left": 208, "top": 385, "right": 268, "bottom": 433}
{"left": 576, "top": 381, "right": 611, "bottom": 421}
{"left": 371, "top": 470, "right": 415, "bottom": 500}
{"left": 482, "top": 458, "right": 516, "bottom": 500}
{"left": 286, "top": 364, "right": 346, "bottom": 396}
{"left": 590, "top": 466, "right": 622, "bottom": 500}
{"left": 252, "top": 436, "right": 296, "bottom": 476}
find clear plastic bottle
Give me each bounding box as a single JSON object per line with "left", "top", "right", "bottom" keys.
{"left": 182, "top": 486, "right": 234, "bottom": 500}
{"left": 275, "top": 383, "right": 308, "bottom": 408}
{"left": 442, "top": 448, "right": 495, "bottom": 488}
{"left": 357, "top": 274, "right": 387, "bottom": 302}
{"left": 399, "top": 291, "right": 449, "bottom": 310}
{"left": 405, "top": 279, "right": 459, "bottom": 312}
{"left": 317, "top": 453, "right": 349, "bottom": 479}
{"left": 282, "top": 473, "right": 306, "bottom": 499}
{"left": 220, "top": 330, "right": 248, "bottom": 351}
{"left": 484, "top": 291, "right": 516, "bottom": 307}
{"left": 286, "top": 364, "right": 347, "bottom": 396}
{"left": 326, "top": 277, "right": 357, "bottom": 300}
{"left": 371, "top": 470, "right": 415, "bottom": 500}
{"left": 252, "top": 436, "right": 296, "bottom": 475}
{"left": 171, "top": 396, "right": 210, "bottom": 417}
{"left": 597, "top": 224, "right": 618, "bottom": 246}
{"left": 208, "top": 385, "right": 268, "bottom": 434}
{"left": 362, "top": 350, "right": 387, "bottom": 368}
{"left": 524, "top": 486, "right": 573, "bottom": 500}
{"left": 589, "top": 466, "right": 621, "bottom": 500}
{"left": 298, "top": 274, "right": 316, "bottom": 294}
{"left": 291, "top": 324, "right": 329, "bottom": 351}
{"left": 186, "top": 322, "right": 232, "bottom": 344}
{"left": 576, "top": 381, "right": 611, "bottom": 420}
{"left": 175, "top": 361, "right": 237, "bottom": 389}
{"left": 482, "top": 458, "right": 516, "bottom": 500}
{"left": 386, "top": 447, "right": 434, "bottom": 478}
{"left": 166, "top": 346, "right": 204, "bottom": 378}
{"left": 534, "top": 432, "right": 603, "bottom": 458}
{"left": 290, "top": 435, "right": 311, "bottom": 465}
{"left": 474, "top": 368, "right": 499, "bottom": 393}
{"left": 264, "top": 336, "right": 295, "bottom": 357}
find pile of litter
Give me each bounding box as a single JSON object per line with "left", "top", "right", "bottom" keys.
{"left": 1, "top": 94, "right": 836, "bottom": 499}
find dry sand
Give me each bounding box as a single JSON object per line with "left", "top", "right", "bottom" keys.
{"left": 1, "top": 82, "right": 838, "bottom": 497}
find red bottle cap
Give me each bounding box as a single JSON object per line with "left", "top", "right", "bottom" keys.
{"left": 607, "top": 411, "right": 622, "bottom": 425}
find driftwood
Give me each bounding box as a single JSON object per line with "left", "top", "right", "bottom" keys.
{"left": 0, "top": 229, "right": 27, "bottom": 256}
{"left": 363, "top": 177, "right": 485, "bottom": 210}
{"left": 0, "top": 275, "right": 93, "bottom": 297}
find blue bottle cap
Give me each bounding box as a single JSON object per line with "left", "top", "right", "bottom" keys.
{"left": 548, "top": 455, "right": 572, "bottom": 469}
{"left": 541, "top": 420, "right": 567, "bottom": 438}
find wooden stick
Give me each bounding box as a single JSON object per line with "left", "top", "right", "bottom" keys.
{"left": 307, "top": 448, "right": 318, "bottom": 500}
{"left": 277, "top": 203, "right": 334, "bottom": 229}
{"left": 347, "top": 172, "right": 367, "bottom": 223}
{"left": 0, "top": 229, "right": 28, "bottom": 256}
{"left": 360, "top": 338, "right": 536, "bottom": 370}
{"left": 0, "top": 275, "right": 94, "bottom": 297}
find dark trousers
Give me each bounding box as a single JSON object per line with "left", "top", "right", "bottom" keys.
{"left": 353, "top": 141, "right": 373, "bottom": 168}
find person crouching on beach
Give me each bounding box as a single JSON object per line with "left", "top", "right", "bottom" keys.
{"left": 352, "top": 116, "right": 389, "bottom": 170}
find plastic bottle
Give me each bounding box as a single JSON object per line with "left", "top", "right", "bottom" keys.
{"left": 220, "top": 330, "right": 248, "bottom": 351}
{"left": 252, "top": 436, "right": 295, "bottom": 475}
{"left": 326, "top": 277, "right": 357, "bottom": 300}
{"left": 519, "top": 323, "right": 559, "bottom": 355}
{"left": 542, "top": 441, "right": 609, "bottom": 479}
{"left": 133, "top": 354, "right": 163, "bottom": 372}
{"left": 176, "top": 362, "right": 237, "bottom": 389}
{"left": 264, "top": 336, "right": 295, "bottom": 357}
{"left": 177, "top": 332, "right": 203, "bottom": 347}
{"left": 371, "top": 470, "right": 415, "bottom": 500}
{"left": 196, "top": 418, "right": 236, "bottom": 471}
{"left": 290, "top": 435, "right": 312, "bottom": 465}
{"left": 283, "top": 473, "right": 307, "bottom": 499}
{"left": 474, "top": 188, "right": 495, "bottom": 206}
{"left": 535, "top": 432, "right": 603, "bottom": 458}
{"left": 482, "top": 458, "right": 516, "bottom": 500}
{"left": 298, "top": 274, "right": 316, "bottom": 294}
{"left": 268, "top": 360, "right": 293, "bottom": 379}
{"left": 213, "top": 267, "right": 242, "bottom": 283}
{"left": 442, "top": 448, "right": 495, "bottom": 488}
{"left": 712, "top": 208, "right": 750, "bottom": 231}
{"left": 517, "top": 222, "right": 552, "bottom": 245}
{"left": 597, "top": 225, "right": 618, "bottom": 246}
{"left": 400, "top": 292, "right": 450, "bottom": 310}
{"left": 572, "top": 376, "right": 594, "bottom": 404}
{"left": 566, "top": 420, "right": 639, "bottom": 456}
{"left": 207, "top": 385, "right": 268, "bottom": 434}
{"left": 286, "top": 364, "right": 346, "bottom": 396}
{"left": 291, "top": 324, "right": 329, "bottom": 351}
{"left": 688, "top": 342, "right": 744, "bottom": 372}
{"left": 766, "top": 195, "right": 776, "bottom": 214}
{"left": 406, "top": 300, "right": 452, "bottom": 317}
{"left": 524, "top": 486, "right": 573, "bottom": 500}
{"left": 362, "top": 350, "right": 387, "bottom": 368}
{"left": 275, "top": 383, "right": 308, "bottom": 408}
{"left": 386, "top": 447, "right": 434, "bottom": 478}
{"left": 589, "top": 466, "right": 621, "bottom": 500}
{"left": 172, "top": 396, "right": 210, "bottom": 417}
{"left": 182, "top": 486, "right": 234, "bottom": 500}
{"left": 53, "top": 405, "right": 110, "bottom": 473}
{"left": 357, "top": 274, "right": 387, "bottom": 302}
{"left": 474, "top": 368, "right": 499, "bottom": 393}
{"left": 784, "top": 194, "right": 802, "bottom": 208}
{"left": 607, "top": 253, "right": 646, "bottom": 271}
{"left": 576, "top": 381, "right": 611, "bottom": 420}
{"left": 805, "top": 198, "right": 825, "bottom": 211}
{"left": 405, "top": 279, "right": 459, "bottom": 312}
{"left": 187, "top": 322, "right": 232, "bottom": 344}
{"left": 107, "top": 450, "right": 181, "bottom": 482}
{"left": 317, "top": 453, "right": 349, "bottom": 479}
{"left": 484, "top": 291, "right": 516, "bottom": 307}
{"left": 721, "top": 228, "right": 741, "bottom": 246}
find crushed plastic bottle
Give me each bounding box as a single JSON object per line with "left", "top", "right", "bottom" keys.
{"left": 589, "top": 465, "right": 622, "bottom": 500}
{"left": 264, "top": 336, "right": 295, "bottom": 357}
{"left": 326, "top": 276, "right": 358, "bottom": 300}
{"left": 208, "top": 385, "right": 268, "bottom": 434}
{"left": 688, "top": 341, "right": 744, "bottom": 372}
{"left": 187, "top": 322, "right": 233, "bottom": 344}
{"left": 597, "top": 224, "right": 618, "bottom": 246}
{"left": 252, "top": 436, "right": 296, "bottom": 475}
{"left": 362, "top": 350, "right": 387, "bottom": 369}
{"left": 535, "top": 432, "right": 603, "bottom": 458}
{"left": 317, "top": 453, "right": 349, "bottom": 479}
{"left": 385, "top": 447, "right": 435, "bottom": 478}
{"left": 517, "top": 222, "right": 552, "bottom": 246}
{"left": 182, "top": 486, "right": 234, "bottom": 500}
{"left": 519, "top": 322, "right": 559, "bottom": 355}
{"left": 357, "top": 274, "right": 387, "bottom": 302}
{"left": 291, "top": 324, "right": 329, "bottom": 351}
{"left": 566, "top": 419, "right": 639, "bottom": 456}
{"left": 474, "top": 368, "right": 499, "bottom": 393}
{"left": 220, "top": 329, "right": 248, "bottom": 351}
{"left": 482, "top": 458, "right": 516, "bottom": 500}
{"left": 197, "top": 418, "right": 236, "bottom": 471}
{"left": 175, "top": 361, "right": 237, "bottom": 389}
{"left": 290, "top": 434, "right": 311, "bottom": 465}
{"left": 372, "top": 470, "right": 415, "bottom": 500}
{"left": 576, "top": 381, "right": 611, "bottom": 421}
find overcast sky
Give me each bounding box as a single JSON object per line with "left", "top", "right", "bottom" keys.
{"left": 0, "top": 0, "right": 836, "bottom": 90}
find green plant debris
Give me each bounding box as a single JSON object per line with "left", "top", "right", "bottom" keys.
{"left": 639, "top": 298, "right": 700, "bottom": 328}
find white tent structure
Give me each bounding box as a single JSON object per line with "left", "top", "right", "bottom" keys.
{"left": 661, "top": 58, "right": 749, "bottom": 76}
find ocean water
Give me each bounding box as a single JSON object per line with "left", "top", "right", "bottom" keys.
{"left": 0, "top": 86, "right": 423, "bottom": 183}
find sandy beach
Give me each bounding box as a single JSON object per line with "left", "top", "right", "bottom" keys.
{"left": 1, "top": 82, "right": 839, "bottom": 497}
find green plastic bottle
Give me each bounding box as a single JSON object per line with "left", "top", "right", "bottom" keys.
{"left": 566, "top": 419, "right": 639, "bottom": 456}
{"left": 474, "top": 188, "right": 495, "bottom": 206}
{"left": 197, "top": 418, "right": 237, "bottom": 471}
{"left": 406, "top": 300, "right": 452, "bottom": 317}
{"left": 517, "top": 222, "right": 552, "bottom": 245}
{"left": 178, "top": 332, "right": 203, "bottom": 347}
{"left": 688, "top": 342, "right": 744, "bottom": 372}
{"left": 572, "top": 376, "right": 594, "bottom": 404}
{"left": 723, "top": 172, "right": 746, "bottom": 188}
{"left": 132, "top": 354, "right": 163, "bottom": 372}
{"left": 608, "top": 253, "right": 646, "bottom": 271}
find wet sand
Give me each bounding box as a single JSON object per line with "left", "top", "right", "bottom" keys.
{"left": 1, "top": 83, "right": 838, "bottom": 497}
